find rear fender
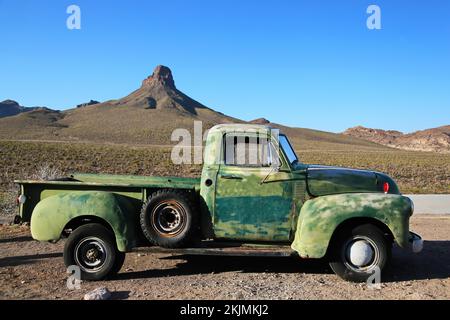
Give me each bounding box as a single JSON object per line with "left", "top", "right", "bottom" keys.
{"left": 291, "top": 193, "right": 412, "bottom": 258}
{"left": 30, "top": 191, "right": 137, "bottom": 252}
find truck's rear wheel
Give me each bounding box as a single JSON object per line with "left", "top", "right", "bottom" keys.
{"left": 329, "top": 224, "right": 391, "bottom": 283}
{"left": 140, "top": 189, "right": 197, "bottom": 248}
{"left": 64, "top": 223, "right": 125, "bottom": 281}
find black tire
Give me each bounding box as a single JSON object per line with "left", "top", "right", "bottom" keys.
{"left": 329, "top": 224, "right": 391, "bottom": 282}
{"left": 112, "top": 250, "right": 126, "bottom": 274}
{"left": 63, "top": 223, "right": 123, "bottom": 281}
{"left": 140, "top": 189, "right": 197, "bottom": 248}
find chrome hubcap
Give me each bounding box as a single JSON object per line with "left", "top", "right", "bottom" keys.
{"left": 347, "top": 240, "right": 374, "bottom": 267}
{"left": 343, "top": 236, "right": 379, "bottom": 271}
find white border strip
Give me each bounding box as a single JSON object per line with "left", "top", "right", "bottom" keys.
{"left": 405, "top": 194, "right": 450, "bottom": 215}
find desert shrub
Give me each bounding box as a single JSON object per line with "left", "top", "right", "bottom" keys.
{"left": 31, "top": 164, "right": 66, "bottom": 181}
{"left": 0, "top": 163, "right": 65, "bottom": 216}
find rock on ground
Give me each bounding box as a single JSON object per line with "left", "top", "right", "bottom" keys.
{"left": 84, "top": 287, "right": 111, "bottom": 300}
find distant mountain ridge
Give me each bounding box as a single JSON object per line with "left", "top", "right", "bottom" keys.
{"left": 0, "top": 100, "right": 45, "bottom": 118}
{"left": 344, "top": 125, "right": 450, "bottom": 153}
{"left": 0, "top": 65, "right": 444, "bottom": 153}
{"left": 0, "top": 65, "right": 239, "bottom": 145}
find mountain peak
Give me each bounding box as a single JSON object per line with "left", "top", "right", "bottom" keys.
{"left": 142, "top": 65, "right": 175, "bottom": 89}
{"left": 249, "top": 118, "right": 271, "bottom": 125}
{"left": 0, "top": 99, "right": 24, "bottom": 117}
{"left": 0, "top": 99, "right": 20, "bottom": 106}
{"left": 113, "top": 64, "right": 208, "bottom": 113}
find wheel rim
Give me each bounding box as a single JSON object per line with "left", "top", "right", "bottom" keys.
{"left": 342, "top": 236, "right": 380, "bottom": 272}
{"left": 151, "top": 200, "right": 186, "bottom": 237}
{"left": 74, "top": 237, "right": 108, "bottom": 273}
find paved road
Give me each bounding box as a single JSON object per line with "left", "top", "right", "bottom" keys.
{"left": 405, "top": 195, "right": 450, "bottom": 214}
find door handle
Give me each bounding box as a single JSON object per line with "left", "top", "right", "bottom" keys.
{"left": 219, "top": 174, "right": 243, "bottom": 180}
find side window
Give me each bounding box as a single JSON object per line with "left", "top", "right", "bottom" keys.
{"left": 223, "top": 134, "right": 279, "bottom": 167}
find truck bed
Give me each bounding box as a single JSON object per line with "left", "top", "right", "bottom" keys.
{"left": 16, "top": 173, "right": 200, "bottom": 189}
{"left": 15, "top": 173, "right": 200, "bottom": 223}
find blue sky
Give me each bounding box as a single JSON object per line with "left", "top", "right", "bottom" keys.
{"left": 1, "top": 0, "right": 449, "bottom": 133}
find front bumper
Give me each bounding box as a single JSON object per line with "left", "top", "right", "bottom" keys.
{"left": 408, "top": 231, "right": 423, "bottom": 253}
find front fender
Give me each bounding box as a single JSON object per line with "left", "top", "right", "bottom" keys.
{"left": 291, "top": 193, "right": 412, "bottom": 258}
{"left": 30, "top": 191, "right": 137, "bottom": 252}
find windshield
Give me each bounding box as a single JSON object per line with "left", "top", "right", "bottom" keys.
{"left": 279, "top": 134, "right": 299, "bottom": 165}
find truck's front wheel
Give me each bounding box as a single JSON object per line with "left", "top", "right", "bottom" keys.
{"left": 329, "top": 224, "right": 391, "bottom": 282}
{"left": 63, "top": 223, "right": 125, "bottom": 281}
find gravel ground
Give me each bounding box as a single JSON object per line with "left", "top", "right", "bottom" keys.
{"left": 0, "top": 215, "right": 449, "bottom": 300}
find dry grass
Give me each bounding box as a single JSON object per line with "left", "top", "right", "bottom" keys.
{"left": 0, "top": 169, "right": 20, "bottom": 217}
{"left": 0, "top": 140, "right": 448, "bottom": 215}
{"left": 0, "top": 106, "right": 236, "bottom": 145}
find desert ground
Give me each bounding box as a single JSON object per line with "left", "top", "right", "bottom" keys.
{"left": 0, "top": 139, "right": 449, "bottom": 300}
{"left": 0, "top": 215, "right": 449, "bottom": 300}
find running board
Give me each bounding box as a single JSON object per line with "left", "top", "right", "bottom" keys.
{"left": 133, "top": 242, "right": 295, "bottom": 257}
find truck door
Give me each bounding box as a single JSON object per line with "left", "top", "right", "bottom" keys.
{"left": 213, "top": 132, "right": 294, "bottom": 242}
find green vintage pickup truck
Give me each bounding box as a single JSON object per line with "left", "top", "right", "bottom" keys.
{"left": 15, "top": 124, "right": 423, "bottom": 282}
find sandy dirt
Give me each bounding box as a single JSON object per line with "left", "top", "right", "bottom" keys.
{"left": 0, "top": 215, "right": 449, "bottom": 300}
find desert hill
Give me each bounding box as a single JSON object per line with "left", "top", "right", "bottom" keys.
{"left": 0, "top": 66, "right": 240, "bottom": 145}
{"left": 0, "top": 100, "right": 45, "bottom": 118}
{"left": 0, "top": 65, "right": 402, "bottom": 151}
{"left": 344, "top": 125, "right": 450, "bottom": 153}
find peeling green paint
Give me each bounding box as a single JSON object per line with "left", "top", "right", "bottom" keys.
{"left": 307, "top": 166, "right": 378, "bottom": 196}
{"left": 291, "top": 193, "right": 412, "bottom": 258}
{"left": 16, "top": 173, "right": 200, "bottom": 190}
{"left": 30, "top": 191, "right": 138, "bottom": 252}
{"left": 213, "top": 170, "right": 295, "bottom": 241}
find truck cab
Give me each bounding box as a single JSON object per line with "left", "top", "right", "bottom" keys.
{"left": 200, "top": 124, "right": 303, "bottom": 243}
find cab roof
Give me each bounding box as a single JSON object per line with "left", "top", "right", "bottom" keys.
{"left": 209, "top": 123, "right": 275, "bottom": 134}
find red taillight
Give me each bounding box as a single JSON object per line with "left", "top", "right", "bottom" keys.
{"left": 383, "top": 182, "right": 390, "bottom": 193}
